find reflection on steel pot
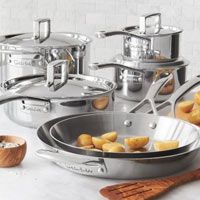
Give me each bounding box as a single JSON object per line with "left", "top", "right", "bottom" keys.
{"left": 0, "top": 60, "right": 115, "bottom": 128}
{"left": 90, "top": 54, "right": 188, "bottom": 102}
{"left": 95, "top": 13, "right": 182, "bottom": 62}
{"left": 36, "top": 76, "right": 200, "bottom": 179}
{"left": 0, "top": 18, "right": 92, "bottom": 89}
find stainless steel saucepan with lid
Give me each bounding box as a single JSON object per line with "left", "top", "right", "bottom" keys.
{"left": 0, "top": 60, "right": 115, "bottom": 128}
{"left": 0, "top": 18, "right": 92, "bottom": 89}
{"left": 96, "top": 13, "right": 182, "bottom": 61}
{"left": 36, "top": 75, "right": 200, "bottom": 179}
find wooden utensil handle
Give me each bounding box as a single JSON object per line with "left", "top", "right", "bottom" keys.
{"left": 167, "top": 168, "right": 200, "bottom": 186}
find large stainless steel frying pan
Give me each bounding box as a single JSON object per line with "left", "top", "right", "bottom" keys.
{"left": 36, "top": 114, "right": 200, "bottom": 179}
{"left": 49, "top": 76, "right": 200, "bottom": 158}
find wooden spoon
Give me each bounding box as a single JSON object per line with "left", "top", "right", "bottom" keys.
{"left": 100, "top": 168, "right": 200, "bottom": 200}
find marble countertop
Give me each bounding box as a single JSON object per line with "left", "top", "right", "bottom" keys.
{"left": 0, "top": 98, "right": 200, "bottom": 200}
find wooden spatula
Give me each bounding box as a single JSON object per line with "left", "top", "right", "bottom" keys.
{"left": 100, "top": 168, "right": 200, "bottom": 200}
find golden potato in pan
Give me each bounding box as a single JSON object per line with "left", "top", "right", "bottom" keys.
{"left": 101, "top": 131, "right": 117, "bottom": 142}
{"left": 177, "top": 100, "right": 194, "bottom": 113}
{"left": 77, "top": 134, "right": 93, "bottom": 147}
{"left": 154, "top": 140, "right": 179, "bottom": 151}
{"left": 108, "top": 145, "right": 125, "bottom": 153}
{"left": 92, "top": 137, "right": 110, "bottom": 150}
{"left": 194, "top": 91, "right": 200, "bottom": 105}
{"left": 188, "top": 109, "right": 200, "bottom": 125}
{"left": 102, "top": 142, "right": 124, "bottom": 152}
{"left": 124, "top": 136, "right": 149, "bottom": 150}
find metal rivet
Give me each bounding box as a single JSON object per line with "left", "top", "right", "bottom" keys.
{"left": 124, "top": 120, "right": 132, "bottom": 127}
{"left": 149, "top": 122, "right": 157, "bottom": 129}
{"left": 98, "top": 167, "right": 104, "bottom": 173}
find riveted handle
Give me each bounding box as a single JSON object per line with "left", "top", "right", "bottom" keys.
{"left": 36, "top": 149, "right": 107, "bottom": 175}
{"left": 140, "top": 13, "right": 161, "bottom": 34}
{"left": 46, "top": 60, "right": 69, "bottom": 91}
{"left": 33, "top": 18, "right": 51, "bottom": 43}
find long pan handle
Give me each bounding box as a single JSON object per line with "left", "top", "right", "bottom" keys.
{"left": 36, "top": 149, "right": 107, "bottom": 176}
{"left": 155, "top": 76, "right": 200, "bottom": 117}
{"left": 129, "top": 74, "right": 173, "bottom": 115}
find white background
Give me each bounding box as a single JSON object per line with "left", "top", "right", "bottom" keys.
{"left": 0, "top": 0, "right": 199, "bottom": 79}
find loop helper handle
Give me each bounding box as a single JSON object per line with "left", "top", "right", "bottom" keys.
{"left": 46, "top": 60, "right": 69, "bottom": 91}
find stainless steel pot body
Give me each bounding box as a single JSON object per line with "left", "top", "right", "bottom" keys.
{"left": 36, "top": 115, "right": 200, "bottom": 179}
{"left": 0, "top": 68, "right": 115, "bottom": 128}
{"left": 3, "top": 94, "right": 114, "bottom": 128}
{"left": 115, "top": 64, "right": 186, "bottom": 102}
{"left": 0, "top": 33, "right": 91, "bottom": 89}
{"left": 90, "top": 56, "right": 188, "bottom": 102}
{"left": 123, "top": 26, "right": 181, "bottom": 61}
{"left": 96, "top": 13, "right": 182, "bottom": 62}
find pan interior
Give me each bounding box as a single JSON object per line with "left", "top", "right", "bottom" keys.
{"left": 50, "top": 112, "right": 199, "bottom": 154}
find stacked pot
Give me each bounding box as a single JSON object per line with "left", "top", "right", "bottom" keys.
{"left": 90, "top": 13, "right": 188, "bottom": 102}
{"left": 0, "top": 18, "right": 115, "bottom": 128}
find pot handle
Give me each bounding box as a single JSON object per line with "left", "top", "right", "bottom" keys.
{"left": 95, "top": 30, "right": 150, "bottom": 42}
{"left": 0, "top": 93, "right": 49, "bottom": 105}
{"left": 89, "top": 54, "right": 144, "bottom": 73}
{"left": 89, "top": 62, "right": 143, "bottom": 74}
{"left": 33, "top": 18, "right": 51, "bottom": 43}
{"left": 36, "top": 149, "right": 107, "bottom": 175}
{"left": 154, "top": 76, "right": 200, "bottom": 117}
{"left": 129, "top": 74, "right": 173, "bottom": 115}
{"left": 140, "top": 13, "right": 161, "bottom": 34}
{"left": 46, "top": 60, "right": 69, "bottom": 91}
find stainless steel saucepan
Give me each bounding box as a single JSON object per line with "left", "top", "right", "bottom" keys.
{"left": 0, "top": 60, "right": 115, "bottom": 128}
{"left": 36, "top": 75, "right": 200, "bottom": 179}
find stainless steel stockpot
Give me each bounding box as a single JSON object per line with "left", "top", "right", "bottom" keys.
{"left": 0, "top": 18, "right": 92, "bottom": 88}
{"left": 96, "top": 13, "right": 182, "bottom": 62}
{"left": 90, "top": 54, "right": 188, "bottom": 102}
{"left": 0, "top": 60, "right": 115, "bottom": 128}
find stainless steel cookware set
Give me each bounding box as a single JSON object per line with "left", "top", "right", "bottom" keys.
{"left": 91, "top": 13, "right": 188, "bottom": 101}
{"left": 37, "top": 75, "right": 200, "bottom": 179}
{"left": 1, "top": 13, "right": 200, "bottom": 180}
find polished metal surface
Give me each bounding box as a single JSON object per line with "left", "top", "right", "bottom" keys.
{"left": 95, "top": 13, "right": 182, "bottom": 61}
{"left": 0, "top": 71, "right": 115, "bottom": 128}
{"left": 90, "top": 54, "right": 188, "bottom": 101}
{"left": 92, "top": 13, "right": 187, "bottom": 101}
{"left": 50, "top": 112, "right": 200, "bottom": 158}
{"left": 0, "top": 18, "right": 92, "bottom": 88}
{"left": 36, "top": 114, "right": 200, "bottom": 179}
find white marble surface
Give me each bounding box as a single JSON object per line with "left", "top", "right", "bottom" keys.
{"left": 0, "top": 100, "right": 200, "bottom": 200}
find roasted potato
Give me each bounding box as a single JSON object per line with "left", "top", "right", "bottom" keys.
{"left": 127, "top": 147, "right": 147, "bottom": 153}
{"left": 177, "top": 100, "right": 194, "bottom": 113}
{"left": 175, "top": 106, "right": 190, "bottom": 121}
{"left": 101, "top": 131, "right": 117, "bottom": 142}
{"left": 188, "top": 109, "right": 200, "bottom": 125}
{"left": 154, "top": 140, "right": 179, "bottom": 151}
{"left": 108, "top": 145, "right": 125, "bottom": 153}
{"left": 194, "top": 91, "right": 200, "bottom": 105}
{"left": 102, "top": 142, "right": 124, "bottom": 152}
{"left": 80, "top": 145, "right": 94, "bottom": 149}
{"left": 92, "top": 96, "right": 109, "bottom": 110}
{"left": 124, "top": 136, "right": 149, "bottom": 149}
{"left": 92, "top": 137, "right": 110, "bottom": 150}
{"left": 77, "top": 134, "right": 93, "bottom": 147}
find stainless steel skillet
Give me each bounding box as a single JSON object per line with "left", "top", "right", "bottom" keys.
{"left": 49, "top": 75, "right": 200, "bottom": 158}
{"left": 36, "top": 114, "right": 200, "bottom": 179}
